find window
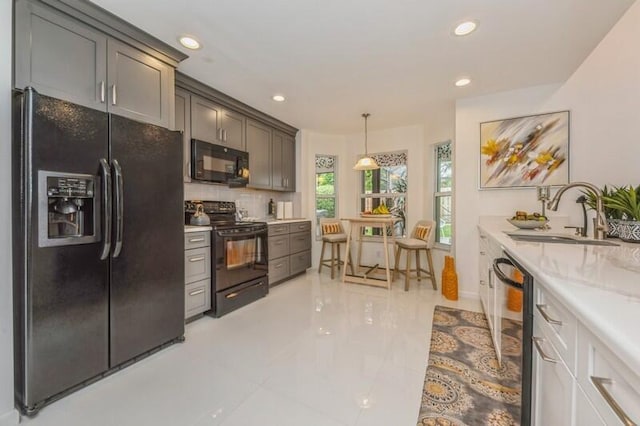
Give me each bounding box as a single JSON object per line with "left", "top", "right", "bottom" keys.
{"left": 315, "top": 155, "right": 337, "bottom": 238}
{"left": 435, "top": 142, "right": 452, "bottom": 245}
{"left": 359, "top": 151, "right": 407, "bottom": 237}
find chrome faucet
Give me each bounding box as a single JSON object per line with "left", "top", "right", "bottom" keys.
{"left": 547, "top": 182, "right": 608, "bottom": 240}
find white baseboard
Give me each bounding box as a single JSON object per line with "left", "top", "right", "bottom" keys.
{"left": 0, "top": 409, "right": 19, "bottom": 426}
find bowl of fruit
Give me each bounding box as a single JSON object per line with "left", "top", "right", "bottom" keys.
{"left": 361, "top": 205, "right": 392, "bottom": 218}
{"left": 507, "top": 211, "right": 548, "bottom": 229}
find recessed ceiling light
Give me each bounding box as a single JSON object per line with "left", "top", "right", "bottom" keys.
{"left": 179, "top": 36, "right": 201, "bottom": 50}
{"left": 454, "top": 21, "right": 477, "bottom": 36}
{"left": 455, "top": 78, "right": 471, "bottom": 87}
{"left": 272, "top": 94, "right": 286, "bottom": 102}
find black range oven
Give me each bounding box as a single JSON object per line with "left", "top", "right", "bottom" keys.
{"left": 185, "top": 200, "right": 268, "bottom": 317}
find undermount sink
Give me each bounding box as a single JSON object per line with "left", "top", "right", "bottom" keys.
{"left": 505, "top": 232, "right": 620, "bottom": 247}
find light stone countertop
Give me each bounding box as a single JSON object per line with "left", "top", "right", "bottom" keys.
{"left": 478, "top": 216, "right": 640, "bottom": 375}
{"left": 264, "top": 218, "right": 310, "bottom": 225}
{"left": 184, "top": 225, "right": 212, "bottom": 233}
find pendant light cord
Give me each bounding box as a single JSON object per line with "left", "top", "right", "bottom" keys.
{"left": 362, "top": 113, "right": 370, "bottom": 155}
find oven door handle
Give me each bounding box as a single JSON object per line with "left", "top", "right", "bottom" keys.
{"left": 492, "top": 258, "right": 523, "bottom": 289}
{"left": 217, "top": 230, "right": 264, "bottom": 238}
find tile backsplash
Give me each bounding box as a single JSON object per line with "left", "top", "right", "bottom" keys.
{"left": 184, "top": 182, "right": 300, "bottom": 219}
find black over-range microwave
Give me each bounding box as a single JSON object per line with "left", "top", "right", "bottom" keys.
{"left": 191, "top": 139, "right": 250, "bottom": 187}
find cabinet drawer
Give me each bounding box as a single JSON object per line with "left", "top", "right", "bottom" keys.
{"left": 268, "top": 223, "right": 289, "bottom": 236}
{"left": 534, "top": 285, "right": 577, "bottom": 373}
{"left": 185, "top": 279, "right": 210, "bottom": 318}
{"left": 577, "top": 324, "right": 640, "bottom": 426}
{"left": 269, "top": 256, "right": 290, "bottom": 284}
{"left": 290, "top": 250, "right": 311, "bottom": 276}
{"left": 575, "top": 383, "right": 606, "bottom": 426}
{"left": 185, "top": 247, "right": 210, "bottom": 283}
{"left": 289, "top": 231, "right": 311, "bottom": 254}
{"left": 268, "top": 235, "right": 289, "bottom": 260}
{"left": 184, "top": 231, "right": 210, "bottom": 250}
{"left": 289, "top": 221, "right": 311, "bottom": 233}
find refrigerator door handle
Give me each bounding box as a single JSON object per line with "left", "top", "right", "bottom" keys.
{"left": 112, "top": 159, "right": 124, "bottom": 258}
{"left": 99, "top": 159, "right": 112, "bottom": 260}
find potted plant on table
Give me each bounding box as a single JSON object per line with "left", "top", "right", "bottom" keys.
{"left": 603, "top": 185, "right": 640, "bottom": 243}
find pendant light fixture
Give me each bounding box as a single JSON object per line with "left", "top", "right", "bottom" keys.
{"left": 353, "top": 113, "right": 379, "bottom": 170}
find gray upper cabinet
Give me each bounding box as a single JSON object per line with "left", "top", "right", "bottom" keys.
{"left": 191, "top": 94, "right": 245, "bottom": 151}
{"left": 272, "top": 131, "right": 296, "bottom": 192}
{"left": 174, "top": 88, "right": 191, "bottom": 182}
{"left": 107, "top": 39, "right": 174, "bottom": 128}
{"left": 246, "top": 119, "right": 272, "bottom": 189}
{"left": 15, "top": 1, "right": 107, "bottom": 111}
{"left": 221, "top": 109, "right": 246, "bottom": 151}
{"left": 191, "top": 95, "right": 222, "bottom": 145}
{"left": 14, "top": 0, "right": 178, "bottom": 128}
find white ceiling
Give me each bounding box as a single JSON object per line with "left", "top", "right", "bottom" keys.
{"left": 94, "top": 0, "right": 635, "bottom": 133}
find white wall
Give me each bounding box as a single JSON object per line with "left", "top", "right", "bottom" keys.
{"left": 454, "top": 1, "right": 640, "bottom": 296}
{"left": 1, "top": 0, "right": 17, "bottom": 422}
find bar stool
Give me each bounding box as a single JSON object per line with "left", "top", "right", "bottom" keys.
{"left": 318, "top": 218, "right": 354, "bottom": 279}
{"left": 393, "top": 220, "right": 438, "bottom": 291}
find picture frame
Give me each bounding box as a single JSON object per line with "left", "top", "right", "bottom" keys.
{"left": 479, "top": 111, "right": 570, "bottom": 189}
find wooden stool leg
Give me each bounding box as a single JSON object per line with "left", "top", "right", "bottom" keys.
{"left": 393, "top": 245, "right": 401, "bottom": 281}
{"left": 415, "top": 249, "right": 421, "bottom": 281}
{"left": 330, "top": 242, "right": 336, "bottom": 279}
{"left": 347, "top": 246, "right": 355, "bottom": 275}
{"left": 426, "top": 248, "right": 437, "bottom": 290}
{"left": 405, "top": 248, "right": 411, "bottom": 291}
{"left": 337, "top": 244, "right": 342, "bottom": 271}
{"left": 318, "top": 241, "right": 326, "bottom": 273}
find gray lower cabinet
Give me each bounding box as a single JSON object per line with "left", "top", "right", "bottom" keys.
{"left": 268, "top": 221, "right": 312, "bottom": 286}
{"left": 15, "top": 0, "right": 175, "bottom": 128}
{"left": 246, "top": 119, "right": 273, "bottom": 189}
{"left": 184, "top": 231, "right": 211, "bottom": 319}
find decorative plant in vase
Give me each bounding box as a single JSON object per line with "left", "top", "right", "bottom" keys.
{"left": 582, "top": 185, "right": 625, "bottom": 238}
{"left": 602, "top": 185, "right": 640, "bottom": 243}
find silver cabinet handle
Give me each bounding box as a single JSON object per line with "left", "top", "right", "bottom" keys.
{"left": 480, "top": 251, "right": 486, "bottom": 255}
{"left": 480, "top": 280, "right": 486, "bottom": 286}
{"left": 298, "top": 224, "right": 306, "bottom": 230}
{"left": 591, "top": 376, "right": 636, "bottom": 426}
{"left": 223, "top": 129, "right": 227, "bottom": 141}
{"left": 112, "top": 159, "right": 124, "bottom": 258}
{"left": 189, "top": 237, "right": 205, "bottom": 243}
{"left": 274, "top": 240, "right": 285, "bottom": 246}
{"left": 99, "top": 159, "right": 112, "bottom": 260}
{"left": 189, "top": 289, "right": 205, "bottom": 296}
{"left": 218, "top": 128, "right": 223, "bottom": 141}
{"left": 532, "top": 336, "right": 557, "bottom": 363}
{"left": 275, "top": 263, "right": 284, "bottom": 268}
{"left": 536, "top": 304, "right": 563, "bottom": 326}
{"left": 100, "top": 81, "right": 105, "bottom": 103}
{"left": 111, "top": 84, "right": 117, "bottom": 105}
{"left": 189, "top": 256, "right": 205, "bottom": 262}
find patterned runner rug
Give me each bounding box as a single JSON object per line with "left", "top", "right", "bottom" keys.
{"left": 417, "top": 305, "right": 522, "bottom": 426}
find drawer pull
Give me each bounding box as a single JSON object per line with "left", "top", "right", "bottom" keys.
{"left": 189, "top": 237, "right": 205, "bottom": 243}
{"left": 189, "top": 289, "right": 205, "bottom": 296}
{"left": 591, "top": 376, "right": 636, "bottom": 426}
{"left": 275, "top": 263, "right": 284, "bottom": 268}
{"left": 532, "top": 336, "right": 557, "bottom": 363}
{"left": 274, "top": 240, "right": 285, "bottom": 246}
{"left": 536, "top": 304, "right": 563, "bottom": 326}
{"left": 480, "top": 251, "right": 486, "bottom": 255}
{"left": 189, "top": 256, "right": 205, "bottom": 262}
{"left": 479, "top": 280, "right": 486, "bottom": 286}
{"left": 298, "top": 225, "right": 306, "bottom": 229}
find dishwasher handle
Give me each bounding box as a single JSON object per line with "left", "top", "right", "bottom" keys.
{"left": 492, "top": 258, "right": 523, "bottom": 289}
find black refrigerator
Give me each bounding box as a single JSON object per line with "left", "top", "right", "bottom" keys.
{"left": 12, "top": 88, "right": 185, "bottom": 415}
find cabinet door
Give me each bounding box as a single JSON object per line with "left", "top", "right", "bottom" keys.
{"left": 532, "top": 324, "right": 574, "bottom": 426}
{"left": 282, "top": 134, "right": 296, "bottom": 191}
{"left": 15, "top": 0, "right": 107, "bottom": 111}
{"left": 191, "top": 95, "right": 223, "bottom": 144}
{"left": 271, "top": 131, "right": 285, "bottom": 191}
{"left": 575, "top": 384, "right": 605, "bottom": 426}
{"left": 246, "top": 119, "right": 272, "bottom": 189}
{"left": 487, "top": 268, "right": 501, "bottom": 360}
{"left": 221, "top": 109, "right": 246, "bottom": 151}
{"left": 107, "top": 39, "right": 173, "bottom": 128}
{"left": 175, "top": 88, "right": 191, "bottom": 182}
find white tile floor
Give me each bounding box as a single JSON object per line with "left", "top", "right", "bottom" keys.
{"left": 22, "top": 272, "right": 481, "bottom": 426}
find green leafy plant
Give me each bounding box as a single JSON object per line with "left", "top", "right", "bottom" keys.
{"left": 581, "top": 185, "right": 624, "bottom": 220}
{"left": 602, "top": 185, "right": 640, "bottom": 221}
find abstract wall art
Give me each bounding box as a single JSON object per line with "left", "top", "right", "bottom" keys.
{"left": 479, "top": 111, "right": 570, "bottom": 189}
